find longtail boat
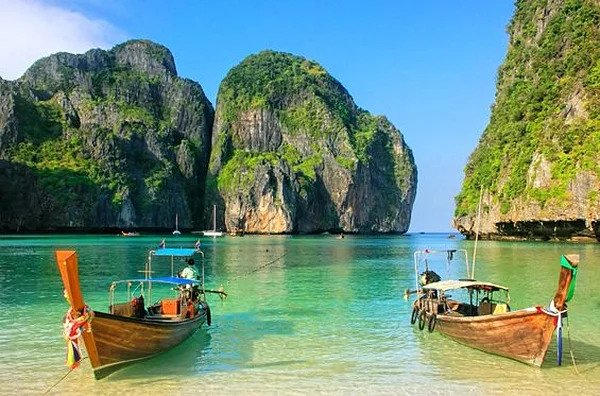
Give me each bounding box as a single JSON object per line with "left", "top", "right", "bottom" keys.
{"left": 55, "top": 246, "right": 226, "bottom": 379}
{"left": 407, "top": 249, "right": 579, "bottom": 367}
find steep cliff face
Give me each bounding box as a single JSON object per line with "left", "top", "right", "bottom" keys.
{"left": 454, "top": 0, "right": 600, "bottom": 241}
{"left": 0, "top": 40, "right": 214, "bottom": 231}
{"left": 209, "top": 51, "right": 417, "bottom": 234}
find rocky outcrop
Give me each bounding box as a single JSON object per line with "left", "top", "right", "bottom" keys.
{"left": 209, "top": 51, "right": 417, "bottom": 234}
{"left": 0, "top": 40, "right": 213, "bottom": 231}
{"left": 0, "top": 79, "right": 19, "bottom": 158}
{"left": 454, "top": 0, "right": 600, "bottom": 241}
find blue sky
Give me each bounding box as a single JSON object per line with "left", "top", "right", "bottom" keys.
{"left": 0, "top": 1, "right": 515, "bottom": 232}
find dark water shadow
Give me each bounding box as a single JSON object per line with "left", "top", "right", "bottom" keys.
{"left": 415, "top": 326, "right": 600, "bottom": 384}
{"left": 208, "top": 311, "right": 298, "bottom": 371}
{"left": 108, "top": 329, "right": 213, "bottom": 381}
{"left": 104, "top": 311, "right": 298, "bottom": 381}
{"left": 543, "top": 338, "right": 600, "bottom": 372}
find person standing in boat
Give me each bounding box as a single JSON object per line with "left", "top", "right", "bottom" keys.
{"left": 179, "top": 258, "right": 200, "bottom": 280}
{"left": 179, "top": 258, "right": 201, "bottom": 303}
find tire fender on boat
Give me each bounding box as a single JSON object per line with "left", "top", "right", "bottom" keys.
{"left": 410, "top": 306, "right": 419, "bottom": 325}
{"left": 205, "top": 303, "right": 211, "bottom": 326}
{"left": 418, "top": 310, "right": 426, "bottom": 331}
{"left": 427, "top": 314, "right": 436, "bottom": 332}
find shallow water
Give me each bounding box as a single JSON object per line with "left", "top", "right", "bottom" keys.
{"left": 0, "top": 233, "right": 598, "bottom": 395}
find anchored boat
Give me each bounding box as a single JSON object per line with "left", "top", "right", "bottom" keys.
{"left": 407, "top": 249, "right": 579, "bottom": 367}
{"left": 202, "top": 205, "right": 224, "bottom": 237}
{"left": 55, "top": 245, "right": 226, "bottom": 379}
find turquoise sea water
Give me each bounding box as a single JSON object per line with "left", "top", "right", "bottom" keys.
{"left": 0, "top": 233, "right": 599, "bottom": 395}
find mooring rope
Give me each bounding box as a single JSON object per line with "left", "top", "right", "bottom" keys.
{"left": 43, "top": 356, "right": 88, "bottom": 395}
{"left": 226, "top": 251, "right": 288, "bottom": 284}
{"left": 566, "top": 315, "right": 580, "bottom": 374}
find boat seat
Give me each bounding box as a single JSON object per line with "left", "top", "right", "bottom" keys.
{"left": 161, "top": 298, "right": 181, "bottom": 315}
{"left": 478, "top": 302, "right": 493, "bottom": 316}
{"left": 493, "top": 303, "right": 508, "bottom": 314}
{"left": 478, "top": 302, "right": 508, "bottom": 315}
{"left": 110, "top": 302, "right": 134, "bottom": 317}
{"left": 110, "top": 295, "right": 146, "bottom": 318}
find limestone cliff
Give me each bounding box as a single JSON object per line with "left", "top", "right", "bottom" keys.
{"left": 209, "top": 51, "right": 417, "bottom": 234}
{"left": 0, "top": 40, "right": 214, "bottom": 231}
{"left": 454, "top": 0, "right": 600, "bottom": 241}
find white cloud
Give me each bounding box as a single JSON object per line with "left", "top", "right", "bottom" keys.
{"left": 0, "top": 0, "right": 125, "bottom": 80}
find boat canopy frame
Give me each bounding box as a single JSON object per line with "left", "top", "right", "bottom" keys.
{"left": 413, "top": 249, "right": 470, "bottom": 293}
{"left": 422, "top": 279, "right": 509, "bottom": 293}
{"left": 108, "top": 247, "right": 206, "bottom": 306}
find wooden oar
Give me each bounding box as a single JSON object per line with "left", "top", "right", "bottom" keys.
{"left": 203, "top": 289, "right": 227, "bottom": 297}
{"left": 201, "top": 287, "right": 228, "bottom": 301}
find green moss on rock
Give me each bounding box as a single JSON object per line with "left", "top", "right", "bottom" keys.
{"left": 456, "top": 0, "right": 600, "bottom": 218}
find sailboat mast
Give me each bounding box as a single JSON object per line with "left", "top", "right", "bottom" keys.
{"left": 471, "top": 187, "right": 484, "bottom": 279}
{"left": 172, "top": 213, "right": 181, "bottom": 235}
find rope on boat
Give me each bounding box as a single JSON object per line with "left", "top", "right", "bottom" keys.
{"left": 63, "top": 305, "right": 94, "bottom": 369}
{"left": 537, "top": 301, "right": 580, "bottom": 370}
{"left": 535, "top": 303, "right": 567, "bottom": 325}
{"left": 42, "top": 357, "right": 88, "bottom": 395}
{"left": 566, "top": 315, "right": 580, "bottom": 375}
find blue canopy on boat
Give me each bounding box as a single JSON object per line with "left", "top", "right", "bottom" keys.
{"left": 153, "top": 248, "right": 198, "bottom": 257}
{"left": 113, "top": 276, "right": 198, "bottom": 285}
{"left": 150, "top": 276, "right": 198, "bottom": 285}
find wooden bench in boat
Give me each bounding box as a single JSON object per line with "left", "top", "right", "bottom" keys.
{"left": 477, "top": 302, "right": 508, "bottom": 315}
{"left": 109, "top": 296, "right": 146, "bottom": 318}
{"left": 445, "top": 301, "right": 508, "bottom": 317}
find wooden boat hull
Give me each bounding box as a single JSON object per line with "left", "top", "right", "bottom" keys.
{"left": 56, "top": 250, "right": 210, "bottom": 379}
{"left": 202, "top": 231, "right": 224, "bottom": 237}
{"left": 409, "top": 253, "right": 579, "bottom": 367}
{"left": 88, "top": 310, "right": 207, "bottom": 379}
{"left": 434, "top": 307, "right": 556, "bottom": 366}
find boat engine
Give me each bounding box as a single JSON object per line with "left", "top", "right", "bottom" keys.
{"left": 419, "top": 270, "right": 441, "bottom": 286}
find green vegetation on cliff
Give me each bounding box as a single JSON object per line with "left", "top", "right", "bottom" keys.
{"left": 213, "top": 51, "right": 411, "bottom": 196}
{"left": 10, "top": 89, "right": 163, "bottom": 208}
{"left": 217, "top": 51, "right": 353, "bottom": 126}
{"left": 210, "top": 50, "right": 416, "bottom": 234}
{"left": 456, "top": 0, "right": 600, "bottom": 217}
{"left": 1, "top": 40, "right": 213, "bottom": 229}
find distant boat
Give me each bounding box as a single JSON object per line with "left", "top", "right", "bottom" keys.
{"left": 202, "top": 205, "right": 223, "bottom": 237}
{"left": 173, "top": 214, "right": 181, "bottom": 235}
{"left": 202, "top": 230, "right": 223, "bottom": 237}
{"left": 121, "top": 231, "right": 140, "bottom": 237}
